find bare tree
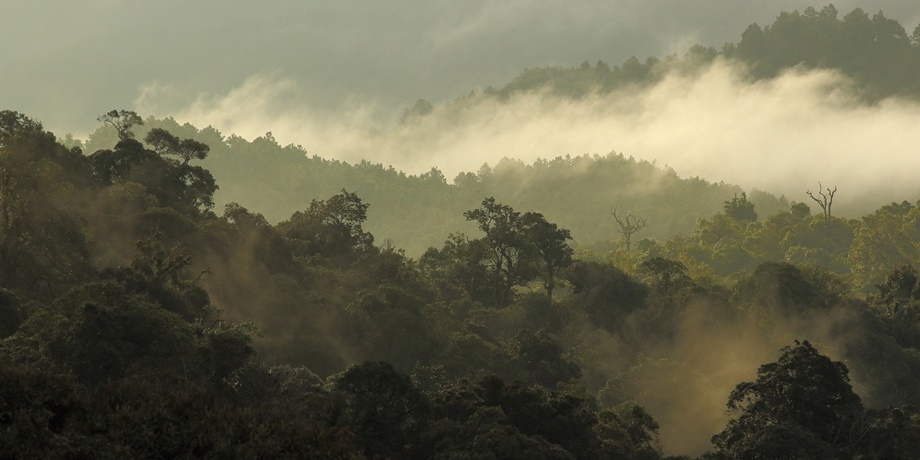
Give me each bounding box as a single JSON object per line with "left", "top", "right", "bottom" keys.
{"left": 806, "top": 182, "right": 836, "bottom": 225}
{"left": 612, "top": 208, "right": 648, "bottom": 251}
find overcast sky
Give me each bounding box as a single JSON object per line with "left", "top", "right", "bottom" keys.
{"left": 4, "top": 1, "right": 919, "bottom": 136}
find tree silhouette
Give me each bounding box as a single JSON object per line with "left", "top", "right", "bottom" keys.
{"left": 612, "top": 208, "right": 648, "bottom": 251}
{"left": 97, "top": 109, "right": 143, "bottom": 141}
{"left": 723, "top": 192, "right": 758, "bottom": 222}
{"left": 807, "top": 182, "right": 837, "bottom": 225}
{"left": 712, "top": 340, "right": 863, "bottom": 458}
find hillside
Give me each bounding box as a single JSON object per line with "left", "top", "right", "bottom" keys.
{"left": 76, "top": 6, "right": 920, "bottom": 257}
{"left": 12, "top": 4, "right": 920, "bottom": 457}
{"left": 6, "top": 108, "right": 920, "bottom": 457}
{"left": 81, "top": 117, "right": 789, "bottom": 256}
{"left": 491, "top": 5, "right": 920, "bottom": 102}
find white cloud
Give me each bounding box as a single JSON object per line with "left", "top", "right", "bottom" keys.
{"left": 133, "top": 81, "right": 176, "bottom": 117}
{"left": 162, "top": 61, "right": 920, "bottom": 214}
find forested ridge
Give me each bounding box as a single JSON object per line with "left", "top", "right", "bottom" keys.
{"left": 6, "top": 107, "right": 920, "bottom": 458}
{"left": 77, "top": 116, "right": 789, "bottom": 257}
{"left": 490, "top": 4, "right": 920, "bottom": 101}
{"left": 6, "top": 4, "right": 920, "bottom": 459}
{"left": 69, "top": 5, "right": 920, "bottom": 258}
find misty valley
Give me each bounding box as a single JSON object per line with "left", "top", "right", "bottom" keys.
{"left": 7, "top": 4, "right": 920, "bottom": 459}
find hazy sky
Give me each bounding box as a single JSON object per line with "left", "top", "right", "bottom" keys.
{"left": 5, "top": 1, "right": 919, "bottom": 136}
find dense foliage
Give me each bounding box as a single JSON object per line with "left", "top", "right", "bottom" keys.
{"left": 8, "top": 5, "right": 920, "bottom": 457}
{"left": 71, "top": 6, "right": 920, "bottom": 262}
{"left": 493, "top": 5, "right": 920, "bottom": 102}
{"left": 79, "top": 116, "right": 788, "bottom": 257}
{"left": 4, "top": 106, "right": 920, "bottom": 457}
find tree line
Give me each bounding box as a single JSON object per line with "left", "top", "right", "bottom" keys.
{"left": 3, "top": 110, "right": 920, "bottom": 457}
{"left": 491, "top": 5, "right": 920, "bottom": 102}
{"left": 75, "top": 115, "right": 789, "bottom": 257}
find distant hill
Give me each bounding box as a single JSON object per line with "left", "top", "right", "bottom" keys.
{"left": 487, "top": 5, "right": 920, "bottom": 102}
{"left": 83, "top": 117, "right": 788, "bottom": 256}
{"left": 75, "top": 5, "right": 920, "bottom": 256}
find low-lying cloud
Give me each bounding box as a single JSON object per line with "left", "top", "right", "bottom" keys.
{"left": 162, "top": 60, "right": 920, "bottom": 214}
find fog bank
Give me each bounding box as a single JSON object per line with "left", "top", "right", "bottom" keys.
{"left": 166, "top": 61, "right": 920, "bottom": 214}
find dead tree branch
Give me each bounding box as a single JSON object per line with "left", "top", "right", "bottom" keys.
{"left": 612, "top": 208, "right": 648, "bottom": 251}
{"left": 806, "top": 182, "right": 836, "bottom": 226}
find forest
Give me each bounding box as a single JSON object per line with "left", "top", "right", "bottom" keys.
{"left": 5, "top": 4, "right": 920, "bottom": 459}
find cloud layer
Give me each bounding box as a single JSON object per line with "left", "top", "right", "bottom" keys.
{"left": 7, "top": 1, "right": 919, "bottom": 136}
{"left": 169, "top": 61, "right": 920, "bottom": 214}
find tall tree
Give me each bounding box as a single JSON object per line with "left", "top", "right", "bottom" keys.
{"left": 88, "top": 133, "right": 218, "bottom": 215}
{"left": 712, "top": 340, "right": 863, "bottom": 458}
{"left": 723, "top": 192, "right": 758, "bottom": 222}
{"left": 97, "top": 109, "right": 143, "bottom": 141}
{"left": 0, "top": 111, "right": 93, "bottom": 296}
{"left": 521, "top": 212, "right": 573, "bottom": 302}
{"left": 144, "top": 128, "right": 210, "bottom": 165}
{"left": 278, "top": 189, "right": 375, "bottom": 266}
{"left": 464, "top": 198, "right": 535, "bottom": 307}
{"left": 329, "top": 361, "right": 430, "bottom": 459}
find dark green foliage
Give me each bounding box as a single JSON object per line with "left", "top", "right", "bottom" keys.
{"left": 729, "top": 6, "right": 920, "bottom": 99}
{"left": 0, "top": 288, "right": 22, "bottom": 339}
{"left": 510, "top": 329, "right": 581, "bottom": 389}
{"left": 278, "top": 189, "right": 375, "bottom": 266}
{"left": 342, "top": 284, "right": 442, "bottom": 372}
{"left": 3, "top": 281, "right": 251, "bottom": 386}
{"left": 495, "top": 56, "right": 662, "bottom": 99}
{"left": 426, "top": 376, "right": 656, "bottom": 459}
{"left": 426, "top": 405, "right": 577, "bottom": 460}
{"left": 734, "top": 262, "right": 822, "bottom": 314}
{"left": 421, "top": 233, "right": 492, "bottom": 304}
{"left": 636, "top": 257, "right": 707, "bottom": 309}
{"left": 566, "top": 261, "right": 648, "bottom": 333}
{"left": 441, "top": 328, "right": 512, "bottom": 382}
{"left": 489, "top": 5, "right": 920, "bottom": 103}
{"left": 840, "top": 326, "right": 920, "bottom": 408}
{"left": 329, "top": 361, "right": 430, "bottom": 458}
{"left": 102, "top": 232, "right": 214, "bottom": 321}
{"left": 464, "top": 197, "right": 537, "bottom": 307}
{"left": 432, "top": 406, "right": 577, "bottom": 459}
{"left": 90, "top": 116, "right": 786, "bottom": 257}
{"left": 0, "top": 364, "right": 96, "bottom": 459}
{"left": 97, "top": 109, "right": 143, "bottom": 141}
{"left": 484, "top": 382, "right": 601, "bottom": 459}
{"left": 11, "top": 67, "right": 920, "bottom": 456}
{"left": 145, "top": 127, "right": 210, "bottom": 164}
{"left": 87, "top": 140, "right": 151, "bottom": 184}
{"left": 439, "top": 198, "right": 576, "bottom": 308}
{"left": 89, "top": 137, "right": 217, "bottom": 215}
{"left": 0, "top": 111, "right": 95, "bottom": 298}
{"left": 716, "top": 421, "right": 837, "bottom": 460}
{"left": 712, "top": 341, "right": 863, "bottom": 458}
{"left": 522, "top": 211, "right": 574, "bottom": 301}
{"left": 723, "top": 192, "right": 757, "bottom": 223}
{"left": 870, "top": 265, "right": 920, "bottom": 348}
{"left": 857, "top": 406, "right": 920, "bottom": 458}
{"left": 610, "top": 406, "right": 664, "bottom": 460}
{"left": 731, "top": 263, "right": 854, "bottom": 319}
{"left": 0, "top": 363, "right": 362, "bottom": 459}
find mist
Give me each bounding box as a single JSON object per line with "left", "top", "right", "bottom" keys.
{"left": 560, "top": 278, "right": 876, "bottom": 456}
{"left": 7, "top": 1, "right": 919, "bottom": 138}
{"left": 615, "top": 300, "right": 863, "bottom": 454}
{"left": 9, "top": 2, "right": 920, "bottom": 458}
{"left": 158, "top": 60, "right": 920, "bottom": 215}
